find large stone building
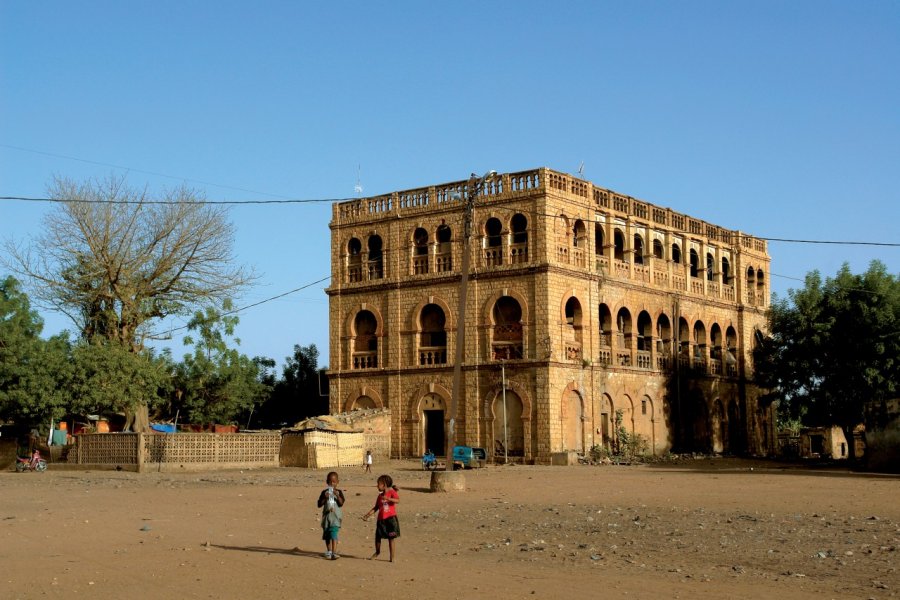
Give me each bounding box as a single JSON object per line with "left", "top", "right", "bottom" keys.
{"left": 326, "top": 168, "right": 775, "bottom": 463}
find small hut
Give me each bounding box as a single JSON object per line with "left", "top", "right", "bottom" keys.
{"left": 280, "top": 416, "right": 364, "bottom": 469}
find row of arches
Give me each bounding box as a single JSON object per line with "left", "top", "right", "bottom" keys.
{"left": 342, "top": 381, "right": 751, "bottom": 458}
{"left": 343, "top": 213, "right": 531, "bottom": 281}
{"left": 347, "top": 292, "right": 742, "bottom": 375}
{"left": 346, "top": 293, "right": 528, "bottom": 369}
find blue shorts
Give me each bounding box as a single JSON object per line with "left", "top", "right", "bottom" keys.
{"left": 322, "top": 526, "right": 340, "bottom": 541}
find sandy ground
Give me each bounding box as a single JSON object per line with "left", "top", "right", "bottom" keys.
{"left": 1, "top": 458, "right": 898, "bottom": 600}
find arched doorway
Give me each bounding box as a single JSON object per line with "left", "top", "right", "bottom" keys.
{"left": 492, "top": 390, "right": 525, "bottom": 457}
{"left": 420, "top": 393, "right": 446, "bottom": 456}
{"left": 563, "top": 389, "right": 584, "bottom": 453}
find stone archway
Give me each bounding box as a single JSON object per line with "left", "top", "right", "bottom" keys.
{"left": 561, "top": 384, "right": 585, "bottom": 453}
{"left": 490, "top": 390, "right": 525, "bottom": 458}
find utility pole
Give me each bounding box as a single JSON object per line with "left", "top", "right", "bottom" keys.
{"left": 445, "top": 171, "right": 496, "bottom": 467}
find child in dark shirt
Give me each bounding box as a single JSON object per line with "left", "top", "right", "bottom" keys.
{"left": 316, "top": 471, "right": 345, "bottom": 560}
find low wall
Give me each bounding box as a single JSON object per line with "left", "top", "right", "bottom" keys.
{"left": 71, "top": 432, "right": 282, "bottom": 472}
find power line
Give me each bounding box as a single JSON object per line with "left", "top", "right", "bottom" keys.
{"left": 149, "top": 275, "right": 332, "bottom": 339}
{"left": 0, "top": 195, "right": 341, "bottom": 205}
{"left": 0, "top": 143, "right": 296, "bottom": 200}
{"left": 4, "top": 192, "right": 898, "bottom": 246}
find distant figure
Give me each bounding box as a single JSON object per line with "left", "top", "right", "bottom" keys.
{"left": 362, "top": 474, "right": 400, "bottom": 562}
{"left": 316, "top": 471, "right": 345, "bottom": 560}
{"left": 364, "top": 449, "right": 373, "bottom": 473}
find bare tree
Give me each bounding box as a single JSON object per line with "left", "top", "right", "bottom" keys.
{"left": 4, "top": 175, "right": 256, "bottom": 429}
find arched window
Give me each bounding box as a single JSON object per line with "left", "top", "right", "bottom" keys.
{"left": 413, "top": 228, "right": 428, "bottom": 255}
{"left": 636, "top": 311, "right": 652, "bottom": 352}
{"left": 598, "top": 304, "right": 612, "bottom": 347}
{"left": 672, "top": 243, "right": 682, "bottom": 264}
{"left": 484, "top": 217, "right": 503, "bottom": 267}
{"left": 511, "top": 214, "right": 528, "bottom": 264}
{"left": 656, "top": 313, "right": 672, "bottom": 362}
{"left": 368, "top": 235, "right": 383, "bottom": 280}
{"left": 492, "top": 296, "right": 523, "bottom": 360}
{"left": 693, "top": 320, "right": 707, "bottom": 361}
{"left": 725, "top": 326, "right": 738, "bottom": 375}
{"left": 347, "top": 237, "right": 363, "bottom": 283}
{"left": 633, "top": 234, "right": 645, "bottom": 265}
{"left": 689, "top": 249, "right": 700, "bottom": 278}
{"left": 721, "top": 257, "right": 731, "bottom": 284}
{"left": 412, "top": 228, "right": 429, "bottom": 275}
{"left": 485, "top": 217, "right": 502, "bottom": 247}
{"left": 436, "top": 224, "right": 452, "bottom": 272}
{"left": 595, "top": 224, "right": 605, "bottom": 256}
{"left": 564, "top": 297, "right": 583, "bottom": 347}
{"left": 419, "top": 304, "right": 447, "bottom": 365}
{"left": 556, "top": 215, "right": 570, "bottom": 264}
{"left": 511, "top": 213, "right": 528, "bottom": 244}
{"left": 352, "top": 310, "right": 378, "bottom": 368}
{"left": 678, "top": 317, "right": 691, "bottom": 357}
{"left": 652, "top": 239, "right": 664, "bottom": 259}
{"left": 746, "top": 267, "right": 756, "bottom": 304}
{"left": 710, "top": 323, "right": 722, "bottom": 359}
{"left": 572, "top": 219, "right": 586, "bottom": 247}
{"left": 614, "top": 230, "right": 625, "bottom": 261}
{"left": 706, "top": 253, "right": 715, "bottom": 281}
{"left": 757, "top": 269, "right": 765, "bottom": 304}
{"left": 616, "top": 308, "right": 633, "bottom": 366}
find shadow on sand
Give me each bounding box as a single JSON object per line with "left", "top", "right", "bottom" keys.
{"left": 211, "top": 544, "right": 363, "bottom": 560}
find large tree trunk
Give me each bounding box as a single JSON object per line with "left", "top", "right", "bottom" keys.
{"left": 124, "top": 404, "right": 151, "bottom": 432}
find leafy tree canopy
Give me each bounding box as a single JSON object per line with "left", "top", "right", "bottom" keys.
{"left": 0, "top": 276, "right": 74, "bottom": 426}
{"left": 754, "top": 260, "right": 899, "bottom": 433}
{"left": 172, "top": 301, "right": 271, "bottom": 425}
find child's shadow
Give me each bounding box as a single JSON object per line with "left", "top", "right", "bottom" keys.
{"left": 211, "top": 544, "right": 360, "bottom": 560}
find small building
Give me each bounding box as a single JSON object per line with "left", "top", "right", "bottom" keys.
{"left": 799, "top": 426, "right": 851, "bottom": 459}
{"left": 279, "top": 416, "right": 365, "bottom": 469}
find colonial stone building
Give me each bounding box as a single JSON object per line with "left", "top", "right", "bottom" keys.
{"left": 326, "top": 168, "right": 774, "bottom": 463}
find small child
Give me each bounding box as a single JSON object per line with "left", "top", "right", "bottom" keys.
{"left": 364, "top": 449, "right": 373, "bottom": 473}
{"left": 362, "top": 474, "right": 400, "bottom": 562}
{"left": 317, "top": 471, "right": 345, "bottom": 560}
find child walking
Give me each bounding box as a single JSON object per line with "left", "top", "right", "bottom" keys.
{"left": 362, "top": 474, "right": 400, "bottom": 562}
{"left": 364, "top": 449, "right": 373, "bottom": 473}
{"left": 317, "top": 471, "right": 345, "bottom": 560}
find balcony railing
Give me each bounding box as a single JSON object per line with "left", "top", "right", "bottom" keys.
{"left": 510, "top": 242, "right": 528, "bottom": 264}
{"left": 636, "top": 350, "right": 652, "bottom": 369}
{"left": 483, "top": 247, "right": 503, "bottom": 267}
{"left": 492, "top": 344, "right": 523, "bottom": 360}
{"left": 412, "top": 255, "right": 428, "bottom": 275}
{"left": 435, "top": 252, "right": 452, "bottom": 272}
{"left": 418, "top": 348, "right": 447, "bottom": 366}
{"left": 352, "top": 352, "right": 378, "bottom": 369}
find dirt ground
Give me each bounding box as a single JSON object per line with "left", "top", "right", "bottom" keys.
{"left": 1, "top": 458, "right": 898, "bottom": 599}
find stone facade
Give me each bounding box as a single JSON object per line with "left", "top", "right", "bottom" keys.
{"left": 326, "top": 168, "right": 775, "bottom": 463}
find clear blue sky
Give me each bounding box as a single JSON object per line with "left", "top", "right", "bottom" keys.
{"left": 2, "top": 1, "right": 898, "bottom": 367}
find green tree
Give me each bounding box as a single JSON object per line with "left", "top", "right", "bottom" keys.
{"left": 173, "top": 302, "right": 271, "bottom": 425}
{"left": 69, "top": 341, "right": 172, "bottom": 426}
{"left": 257, "top": 344, "right": 325, "bottom": 427}
{"left": 0, "top": 276, "right": 73, "bottom": 427}
{"left": 3, "top": 175, "right": 255, "bottom": 430}
{"left": 754, "top": 261, "right": 900, "bottom": 452}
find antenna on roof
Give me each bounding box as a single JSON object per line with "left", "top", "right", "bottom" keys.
{"left": 354, "top": 164, "right": 363, "bottom": 197}
{"left": 577, "top": 161, "right": 585, "bottom": 180}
